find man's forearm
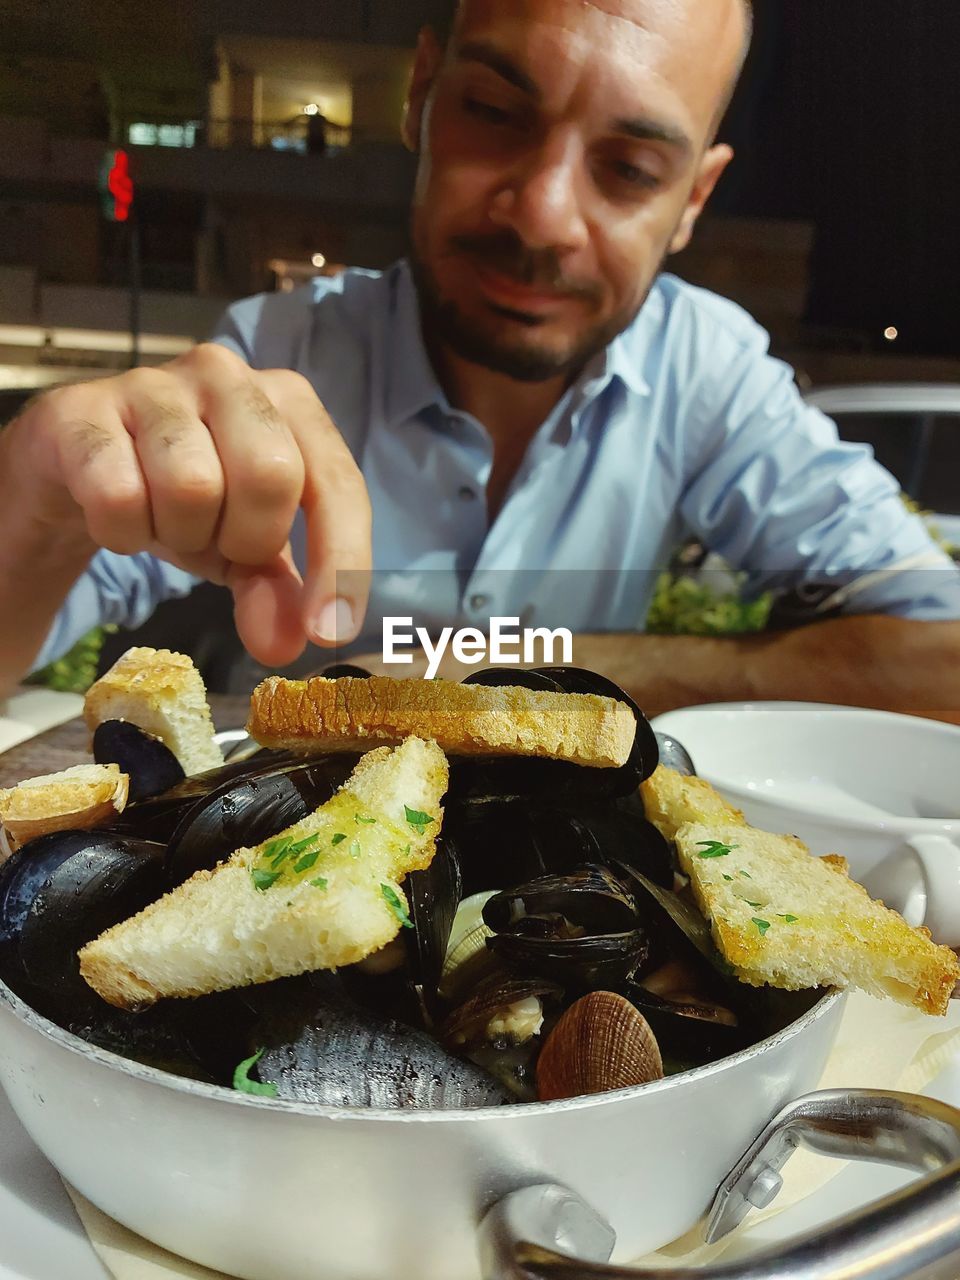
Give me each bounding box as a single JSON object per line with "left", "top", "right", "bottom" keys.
{"left": 353, "top": 616, "right": 960, "bottom": 721}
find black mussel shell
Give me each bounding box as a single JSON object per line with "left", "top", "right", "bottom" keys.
{"left": 314, "top": 663, "right": 373, "bottom": 679}
{"left": 445, "top": 794, "right": 674, "bottom": 898}
{"left": 0, "top": 829, "right": 166, "bottom": 1020}
{"left": 165, "top": 756, "right": 361, "bottom": 884}
{"left": 405, "top": 836, "right": 462, "bottom": 1015}
{"left": 532, "top": 666, "right": 660, "bottom": 788}
{"left": 93, "top": 720, "right": 185, "bottom": 802}
{"left": 483, "top": 864, "right": 650, "bottom": 988}
{"left": 461, "top": 669, "right": 564, "bottom": 693}
{"left": 654, "top": 731, "right": 696, "bottom": 777}
{"left": 448, "top": 666, "right": 658, "bottom": 803}
{"left": 248, "top": 980, "right": 510, "bottom": 1109}
{"left": 625, "top": 986, "right": 746, "bottom": 1065}
{"left": 110, "top": 749, "right": 298, "bottom": 844}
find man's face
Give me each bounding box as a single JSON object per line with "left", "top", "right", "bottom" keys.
{"left": 406, "top": 0, "right": 744, "bottom": 382}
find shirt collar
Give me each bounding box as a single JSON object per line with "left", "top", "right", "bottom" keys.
{"left": 382, "top": 258, "right": 652, "bottom": 427}
{"left": 382, "top": 261, "right": 450, "bottom": 428}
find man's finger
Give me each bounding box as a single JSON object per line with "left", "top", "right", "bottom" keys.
{"left": 228, "top": 549, "right": 308, "bottom": 669}
{"left": 55, "top": 406, "right": 153, "bottom": 554}
{"left": 261, "top": 371, "right": 372, "bottom": 647}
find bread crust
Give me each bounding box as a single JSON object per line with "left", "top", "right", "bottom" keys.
{"left": 248, "top": 676, "right": 636, "bottom": 768}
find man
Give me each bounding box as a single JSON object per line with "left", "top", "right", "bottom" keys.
{"left": 1, "top": 0, "right": 958, "bottom": 715}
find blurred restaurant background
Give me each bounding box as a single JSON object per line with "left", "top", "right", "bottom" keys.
{"left": 1, "top": 0, "right": 958, "bottom": 687}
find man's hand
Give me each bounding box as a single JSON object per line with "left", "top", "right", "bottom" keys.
{"left": 1, "top": 344, "right": 372, "bottom": 670}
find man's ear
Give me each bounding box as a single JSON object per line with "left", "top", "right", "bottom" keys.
{"left": 401, "top": 26, "right": 445, "bottom": 152}
{"left": 668, "top": 144, "right": 734, "bottom": 255}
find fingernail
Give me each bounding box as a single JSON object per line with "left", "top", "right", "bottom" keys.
{"left": 313, "top": 597, "right": 355, "bottom": 644}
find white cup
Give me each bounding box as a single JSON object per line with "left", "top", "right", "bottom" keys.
{"left": 651, "top": 703, "right": 960, "bottom": 947}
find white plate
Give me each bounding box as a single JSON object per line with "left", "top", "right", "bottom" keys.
{"left": 2, "top": 1050, "right": 960, "bottom": 1278}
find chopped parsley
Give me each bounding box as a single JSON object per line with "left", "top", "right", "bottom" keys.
{"left": 752, "top": 917, "right": 771, "bottom": 936}
{"left": 354, "top": 814, "right": 377, "bottom": 825}
{"left": 251, "top": 867, "right": 282, "bottom": 892}
{"left": 348, "top": 837, "right": 362, "bottom": 859}
{"left": 293, "top": 849, "right": 320, "bottom": 874}
{"left": 696, "top": 840, "right": 738, "bottom": 859}
{"left": 331, "top": 833, "right": 347, "bottom": 846}
{"left": 381, "top": 883, "right": 414, "bottom": 929}
{"left": 404, "top": 806, "right": 434, "bottom": 836}
{"left": 740, "top": 871, "right": 752, "bottom": 879}
{"left": 743, "top": 899, "right": 764, "bottom": 909}
{"left": 286, "top": 833, "right": 323, "bottom": 857}
{"left": 233, "top": 1049, "right": 278, "bottom": 1098}
{"left": 722, "top": 874, "right": 734, "bottom": 882}
{"left": 311, "top": 877, "right": 329, "bottom": 890}
{"left": 777, "top": 914, "right": 799, "bottom": 923}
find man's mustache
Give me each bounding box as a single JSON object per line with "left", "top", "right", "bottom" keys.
{"left": 449, "top": 232, "right": 602, "bottom": 302}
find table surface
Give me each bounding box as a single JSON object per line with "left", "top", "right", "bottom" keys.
{"left": 0, "top": 696, "right": 250, "bottom": 790}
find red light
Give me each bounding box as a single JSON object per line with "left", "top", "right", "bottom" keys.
{"left": 107, "top": 150, "right": 134, "bottom": 222}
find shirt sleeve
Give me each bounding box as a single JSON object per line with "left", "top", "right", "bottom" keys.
{"left": 30, "top": 556, "right": 201, "bottom": 674}
{"left": 678, "top": 321, "right": 960, "bottom": 621}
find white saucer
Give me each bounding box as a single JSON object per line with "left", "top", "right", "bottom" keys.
{"left": 3, "top": 1053, "right": 960, "bottom": 1278}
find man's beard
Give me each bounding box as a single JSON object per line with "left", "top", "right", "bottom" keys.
{"left": 410, "top": 229, "right": 657, "bottom": 384}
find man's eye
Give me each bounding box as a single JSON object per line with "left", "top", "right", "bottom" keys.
{"left": 609, "top": 160, "right": 661, "bottom": 190}
{"left": 463, "top": 97, "right": 515, "bottom": 126}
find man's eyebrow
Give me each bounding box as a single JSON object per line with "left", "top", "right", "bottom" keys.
{"left": 456, "top": 41, "right": 541, "bottom": 99}
{"left": 613, "top": 115, "right": 693, "bottom": 155}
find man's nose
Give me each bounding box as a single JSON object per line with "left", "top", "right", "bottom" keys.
{"left": 489, "top": 132, "right": 589, "bottom": 252}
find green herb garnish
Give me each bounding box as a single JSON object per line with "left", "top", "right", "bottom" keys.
{"left": 294, "top": 849, "right": 320, "bottom": 874}
{"left": 311, "top": 877, "right": 329, "bottom": 890}
{"left": 354, "top": 814, "right": 377, "bottom": 825}
{"left": 233, "top": 1049, "right": 278, "bottom": 1098}
{"left": 263, "top": 836, "right": 294, "bottom": 867}
{"left": 752, "top": 917, "right": 771, "bottom": 936}
{"left": 744, "top": 899, "right": 764, "bottom": 909}
{"left": 404, "top": 806, "right": 434, "bottom": 836}
{"left": 696, "top": 840, "right": 737, "bottom": 859}
{"left": 349, "top": 838, "right": 362, "bottom": 859}
{"left": 251, "top": 867, "right": 282, "bottom": 892}
{"left": 381, "top": 883, "right": 414, "bottom": 929}
{"left": 722, "top": 874, "right": 734, "bottom": 882}
{"left": 740, "top": 871, "right": 752, "bottom": 879}
{"left": 777, "top": 914, "right": 799, "bottom": 923}
{"left": 331, "top": 833, "right": 347, "bottom": 846}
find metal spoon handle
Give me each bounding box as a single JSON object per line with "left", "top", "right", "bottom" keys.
{"left": 477, "top": 1090, "right": 960, "bottom": 1280}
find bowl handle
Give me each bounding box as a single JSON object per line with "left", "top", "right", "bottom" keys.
{"left": 901, "top": 835, "right": 960, "bottom": 948}
{"left": 477, "top": 1089, "right": 960, "bottom": 1280}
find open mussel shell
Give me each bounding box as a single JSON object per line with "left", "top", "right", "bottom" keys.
{"left": 164, "top": 755, "right": 361, "bottom": 884}
{"left": 248, "top": 979, "right": 511, "bottom": 1109}
{"left": 93, "top": 721, "right": 185, "bottom": 802}
{"left": 625, "top": 986, "right": 746, "bottom": 1067}
{"left": 404, "top": 835, "right": 462, "bottom": 1016}
{"left": 0, "top": 829, "right": 166, "bottom": 1020}
{"left": 483, "top": 864, "right": 650, "bottom": 989}
{"left": 536, "top": 991, "right": 664, "bottom": 1102}
{"left": 109, "top": 748, "right": 298, "bottom": 844}
{"left": 449, "top": 666, "right": 658, "bottom": 803}
{"left": 441, "top": 974, "right": 561, "bottom": 1049}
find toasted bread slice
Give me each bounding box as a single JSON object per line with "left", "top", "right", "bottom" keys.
{"left": 640, "top": 764, "right": 745, "bottom": 841}
{"left": 0, "top": 763, "right": 128, "bottom": 854}
{"left": 79, "top": 738, "right": 448, "bottom": 1010}
{"left": 642, "top": 766, "right": 960, "bottom": 1015}
{"left": 84, "top": 647, "right": 223, "bottom": 776}
{"left": 675, "top": 820, "right": 960, "bottom": 1015}
{"left": 247, "top": 675, "right": 636, "bottom": 768}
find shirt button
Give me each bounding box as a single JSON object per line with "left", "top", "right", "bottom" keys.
{"left": 458, "top": 485, "right": 477, "bottom": 501}
{"left": 469, "top": 593, "right": 490, "bottom": 611}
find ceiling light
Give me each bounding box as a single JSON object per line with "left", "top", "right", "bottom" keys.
{"left": 302, "top": 103, "right": 319, "bottom": 116}
{"left": 883, "top": 326, "right": 899, "bottom": 342}
{"left": 311, "top": 253, "right": 326, "bottom": 269}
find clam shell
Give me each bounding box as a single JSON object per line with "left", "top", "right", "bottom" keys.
{"left": 536, "top": 991, "right": 664, "bottom": 1102}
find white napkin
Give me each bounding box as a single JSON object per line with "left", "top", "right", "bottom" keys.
{"left": 0, "top": 688, "right": 84, "bottom": 755}
{"left": 62, "top": 992, "right": 960, "bottom": 1280}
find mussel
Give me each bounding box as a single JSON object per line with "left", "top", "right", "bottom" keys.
{"left": 93, "top": 721, "right": 185, "bottom": 801}
{"left": 247, "top": 977, "right": 511, "bottom": 1109}
{"left": 0, "top": 828, "right": 165, "bottom": 1021}
{"left": 483, "top": 864, "right": 650, "bottom": 989}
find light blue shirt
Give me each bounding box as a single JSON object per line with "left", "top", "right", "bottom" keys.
{"left": 33, "top": 261, "right": 960, "bottom": 670}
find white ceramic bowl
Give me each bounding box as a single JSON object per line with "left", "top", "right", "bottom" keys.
{"left": 653, "top": 703, "right": 960, "bottom": 945}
